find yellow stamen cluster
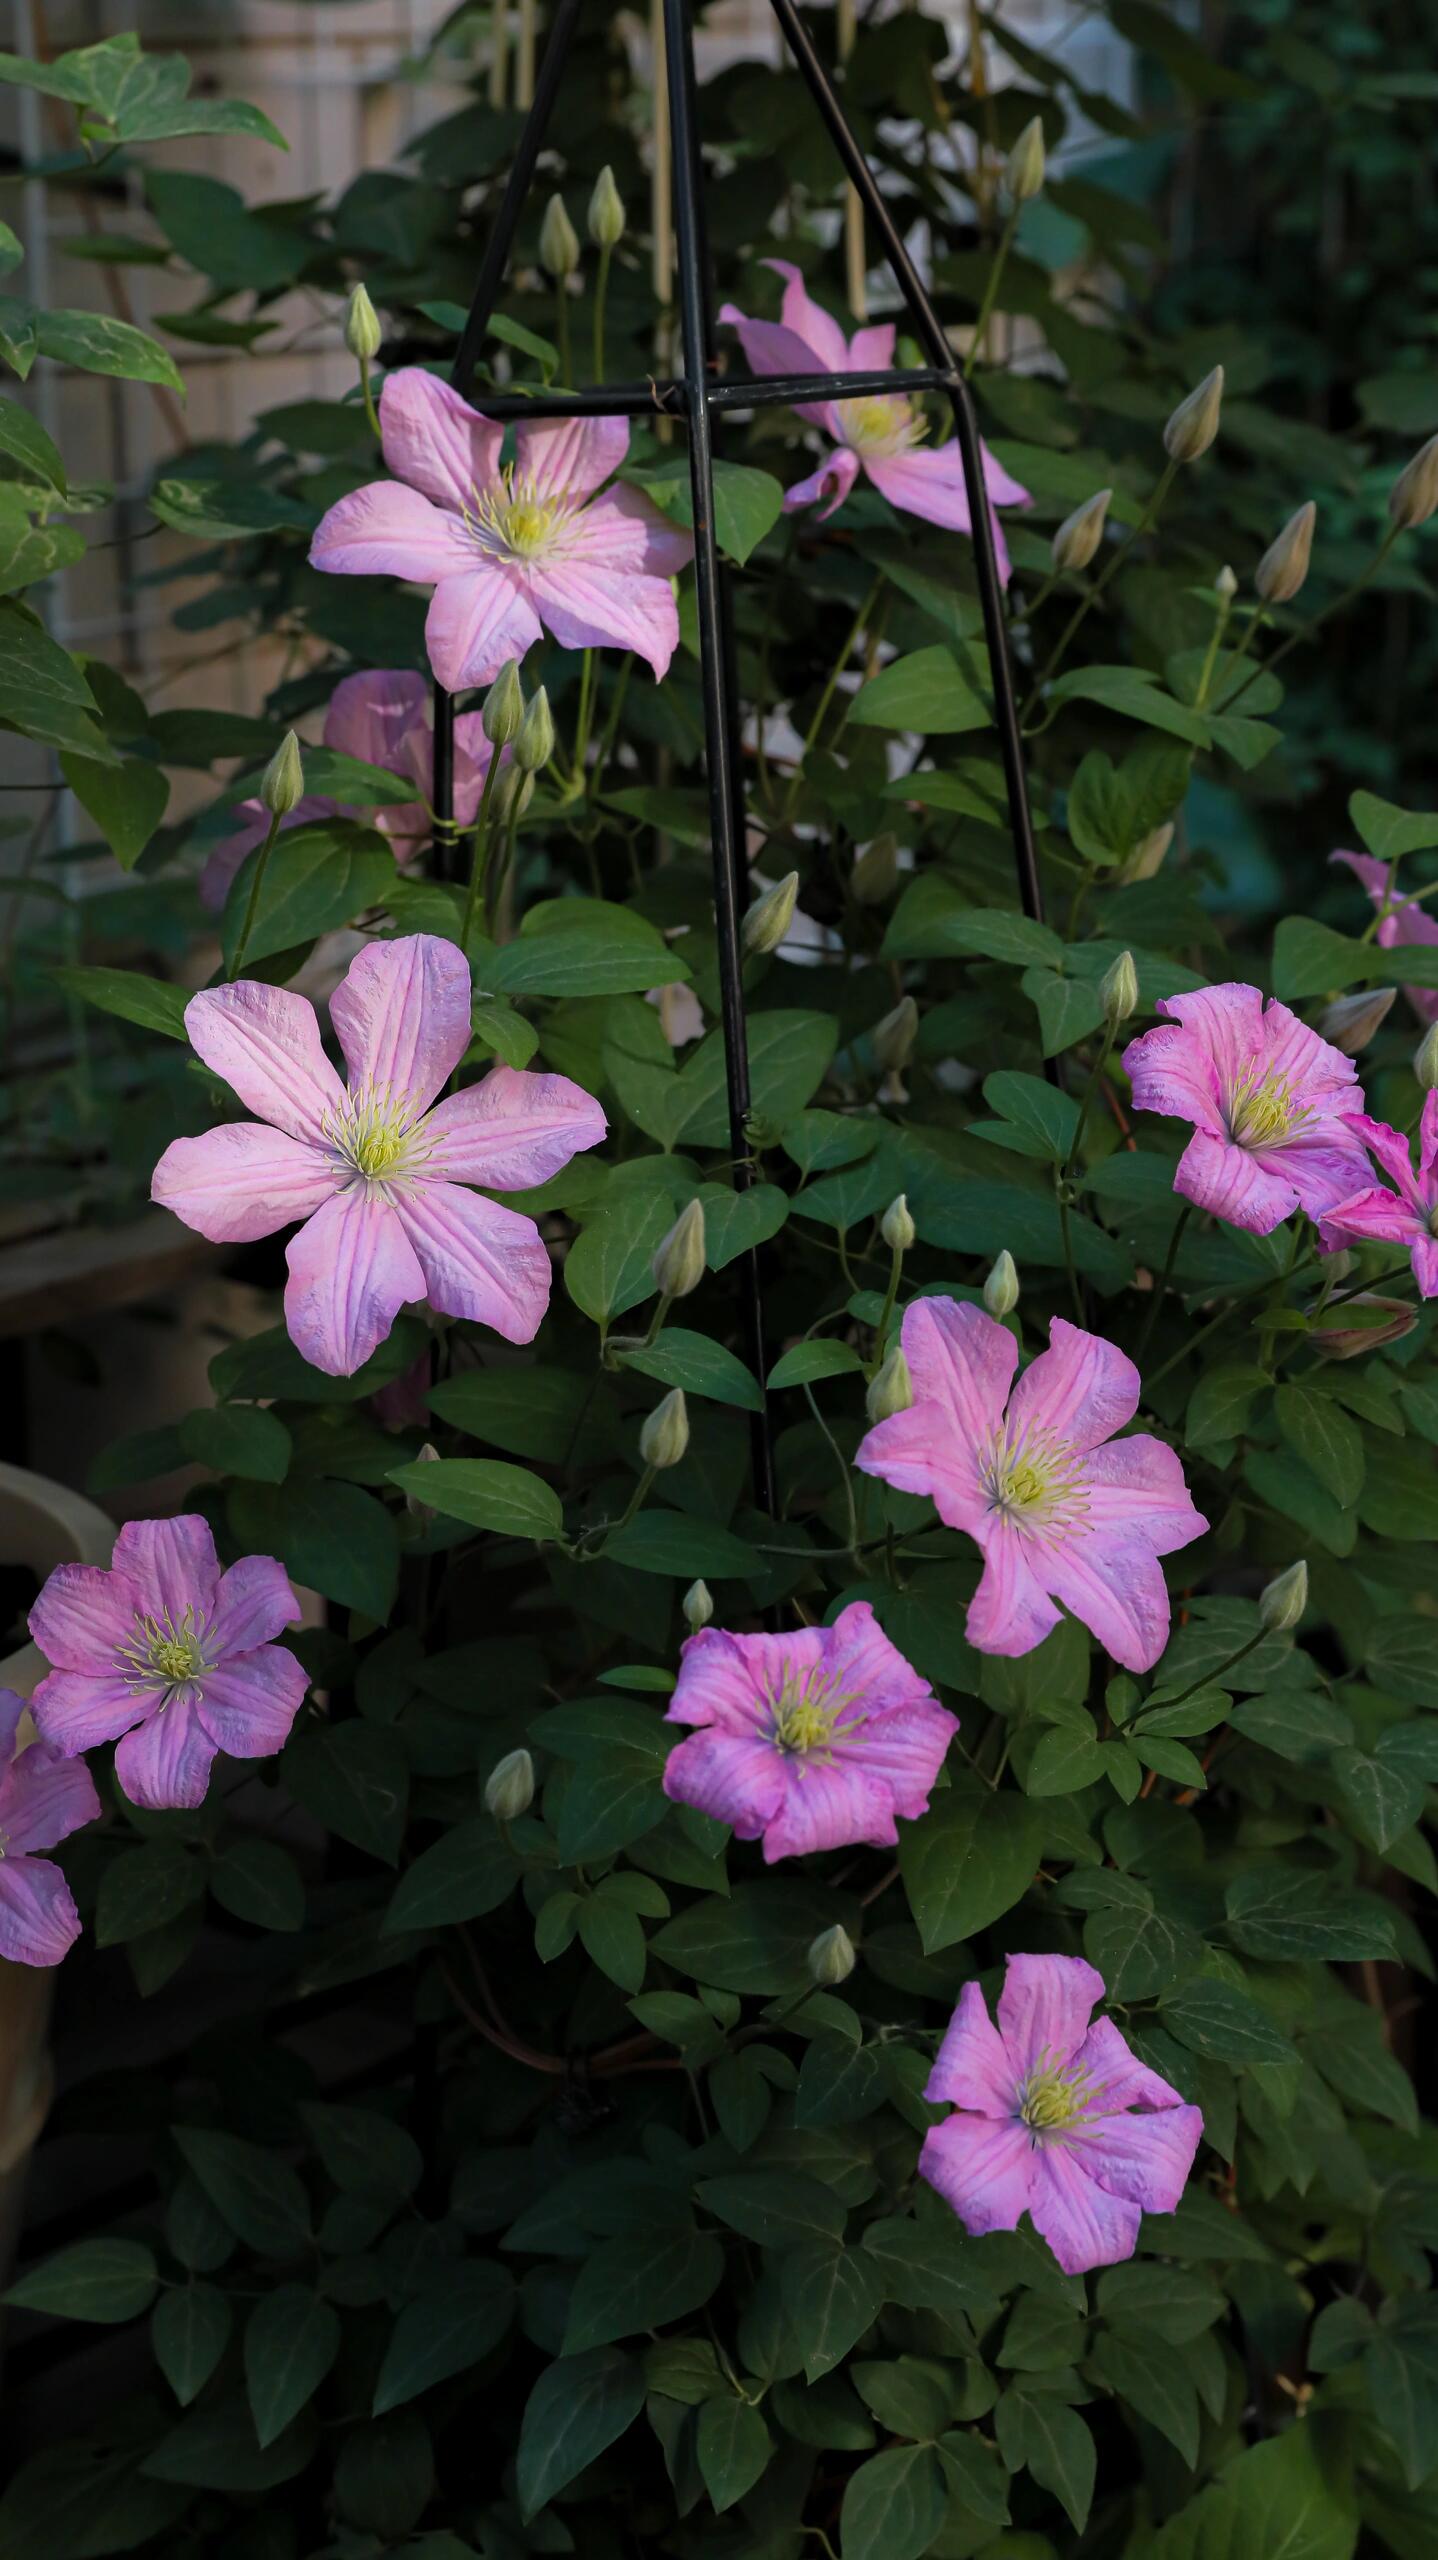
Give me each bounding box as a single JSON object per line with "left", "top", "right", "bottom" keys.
{"left": 768, "top": 1665, "right": 866, "bottom": 1760}
{"left": 119, "top": 1606, "right": 209, "bottom": 1697}
{"left": 325, "top": 1086, "right": 417, "bottom": 1186}
{"left": 1018, "top": 2049, "right": 1097, "bottom": 2136}
{"left": 463, "top": 469, "right": 571, "bottom": 561}
{"left": 835, "top": 394, "right": 927, "bottom": 459}
{"left": 985, "top": 1427, "right": 1087, "bottom": 1533}
{"left": 1227, "top": 1063, "right": 1307, "bottom": 1151}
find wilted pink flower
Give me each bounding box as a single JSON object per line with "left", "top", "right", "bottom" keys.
{"left": 1319, "top": 1097, "right": 1438, "bottom": 1296}
{"left": 310, "top": 372, "right": 692, "bottom": 689}
{"left": 1122, "top": 981, "right": 1372, "bottom": 1233}
{"left": 1331, "top": 849, "right": 1438, "bottom": 1028}
{"left": 662, "top": 1600, "right": 957, "bottom": 1861}
{"left": 856, "top": 1302, "right": 1205, "bottom": 1672}
{"left": 719, "top": 260, "right": 1030, "bottom": 577}
{"left": 30, "top": 1518, "right": 306, "bottom": 1813}
{"left": 0, "top": 1690, "right": 101, "bottom": 1965}
{"left": 647, "top": 981, "right": 705, "bottom": 1047}
{"left": 921, "top": 1953, "right": 1203, "bottom": 2274}
{"left": 152, "top": 934, "right": 606, "bottom": 1377}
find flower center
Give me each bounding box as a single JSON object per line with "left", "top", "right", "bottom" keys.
{"left": 835, "top": 394, "right": 926, "bottom": 458}
{"left": 1018, "top": 2051, "right": 1096, "bottom": 2137}
{"left": 984, "top": 1427, "right": 1087, "bottom": 1534}
{"left": 462, "top": 469, "right": 570, "bottom": 562}
{"left": 118, "top": 1607, "right": 210, "bottom": 1699}
{"left": 769, "top": 1666, "right": 865, "bottom": 1759}
{"left": 324, "top": 1085, "right": 419, "bottom": 1189}
{"left": 1227, "top": 1064, "right": 1308, "bottom": 1151}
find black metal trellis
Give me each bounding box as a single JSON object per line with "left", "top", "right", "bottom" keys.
{"left": 429, "top": 0, "right": 1045, "bottom": 1521}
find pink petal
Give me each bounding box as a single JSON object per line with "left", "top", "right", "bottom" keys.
{"left": 918, "top": 2112, "right": 1034, "bottom": 2238}
{"left": 863, "top": 442, "right": 1029, "bottom": 570}
{"left": 515, "top": 411, "right": 629, "bottom": 501}
{"left": 208, "top": 1557, "right": 302, "bottom": 1657}
{"left": 195, "top": 1648, "right": 308, "bottom": 1760}
{"left": 285, "top": 1191, "right": 425, "bottom": 1377}
{"left": 331, "top": 932, "right": 473, "bottom": 1121}
{"left": 927, "top": 1980, "right": 1019, "bottom": 2117}
{"left": 153, "top": 1124, "right": 336, "bottom": 1245}
{"left": 1071, "top": 2103, "right": 1204, "bottom": 2217}
{"left": 1344, "top": 1112, "right": 1425, "bottom": 1208}
{"left": 1040, "top": 1527, "right": 1175, "bottom": 1674}
{"left": 824, "top": 1600, "right": 940, "bottom": 1719}
{"left": 666, "top": 1626, "right": 813, "bottom": 1737}
{"left": 30, "top": 1669, "right": 151, "bottom": 1754}
{"left": 997, "top": 1953, "right": 1105, "bottom": 2074}
{"left": 1120, "top": 1020, "right": 1227, "bottom": 1140}
{"left": 1268, "top": 1124, "right": 1381, "bottom": 1222}
{"left": 425, "top": 566, "right": 543, "bottom": 691}
{"left": 524, "top": 558, "right": 680, "bottom": 680}
{"left": 662, "top": 1729, "right": 785, "bottom": 1839}
{"left": 1028, "top": 2144, "right": 1143, "bottom": 2273}
{"left": 0, "top": 1690, "right": 23, "bottom": 1760}
{"left": 310, "top": 480, "right": 477, "bottom": 584}
{"left": 451, "top": 715, "right": 497, "bottom": 828}
{"left": 1319, "top": 1186, "right": 1426, "bottom": 1258}
{"left": 854, "top": 1402, "right": 987, "bottom": 1533}
{"left": 29, "top": 1562, "right": 139, "bottom": 1673}
{"left": 1007, "top": 1316, "right": 1139, "bottom": 1454}
{"left": 421, "top": 1064, "right": 607, "bottom": 1189}
{"left": 391, "top": 1182, "right": 552, "bottom": 1344}
{"left": 0, "top": 1857, "right": 82, "bottom": 1967}
{"left": 965, "top": 1524, "right": 1062, "bottom": 1658}
{"left": 761, "top": 1756, "right": 898, "bottom": 1859}
{"left": 551, "top": 483, "right": 694, "bottom": 578}
{"left": 1412, "top": 1236, "right": 1438, "bottom": 1296}
{"left": 1329, "top": 848, "right": 1390, "bottom": 904}
{"left": 113, "top": 1516, "right": 219, "bottom": 1624}
{"left": 1, "top": 1742, "right": 102, "bottom": 1856}
{"left": 324, "top": 668, "right": 429, "bottom": 768}
{"left": 1079, "top": 1439, "right": 1208, "bottom": 1557}
{"left": 114, "top": 1700, "right": 218, "bottom": 1812}
{"left": 768, "top": 259, "right": 851, "bottom": 370}
{"left": 1151, "top": 983, "right": 1268, "bottom": 1095}
{"left": 1258, "top": 999, "right": 1361, "bottom": 1111}
{"left": 1172, "top": 1129, "right": 1298, "bottom": 1233}
{"left": 1073, "top": 2017, "right": 1189, "bottom": 2116}
{"left": 783, "top": 446, "right": 861, "bottom": 519}
{"left": 379, "top": 367, "right": 503, "bottom": 514}
{"left": 183, "top": 980, "right": 347, "bottom": 1145}
{"left": 845, "top": 1705, "right": 958, "bottom": 1821}
{"left": 847, "top": 320, "right": 896, "bottom": 369}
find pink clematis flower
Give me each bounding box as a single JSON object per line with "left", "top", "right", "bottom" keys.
{"left": 0, "top": 1690, "right": 101, "bottom": 1966}
{"left": 309, "top": 371, "right": 693, "bottom": 689}
{"left": 856, "top": 1302, "right": 1205, "bottom": 1673}
{"left": 719, "top": 260, "right": 1031, "bottom": 577}
{"left": 1319, "top": 1095, "right": 1438, "bottom": 1297}
{"left": 29, "top": 1517, "right": 307, "bottom": 1813}
{"left": 661, "top": 1600, "right": 957, "bottom": 1862}
{"left": 921, "top": 1953, "right": 1203, "bottom": 2275}
{"left": 1330, "top": 849, "right": 1438, "bottom": 1028}
{"left": 1122, "top": 981, "right": 1373, "bottom": 1234}
{"left": 151, "top": 934, "right": 606, "bottom": 1377}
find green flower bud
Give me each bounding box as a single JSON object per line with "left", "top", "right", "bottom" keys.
{"left": 653, "top": 1197, "right": 706, "bottom": 1300}
{"left": 344, "top": 281, "right": 382, "bottom": 363}
{"left": 872, "top": 996, "right": 918, "bottom": 1074}
{"left": 1118, "top": 821, "right": 1174, "bottom": 885}
{"left": 1051, "top": 487, "right": 1112, "bottom": 575}
{"left": 1254, "top": 500, "right": 1316, "bottom": 606}
{"left": 865, "top": 1343, "right": 913, "bottom": 1424}
{"left": 1417, "top": 1022, "right": 1438, "bottom": 1091}
{"left": 403, "top": 1440, "right": 441, "bottom": 1523}
{"left": 851, "top": 832, "right": 900, "bottom": 905}
{"left": 808, "top": 1924, "right": 856, "bottom": 1986}
{"left": 1163, "top": 365, "right": 1224, "bottom": 465}
{"left": 1258, "top": 1559, "right": 1307, "bottom": 1634}
{"left": 588, "top": 164, "right": 626, "bottom": 250}
{"left": 483, "top": 660, "right": 525, "bottom": 747}
{"left": 880, "top": 1193, "right": 915, "bottom": 1254}
{"left": 1005, "top": 114, "right": 1046, "bottom": 205}
{"left": 640, "top": 1387, "right": 689, "bottom": 1471}
{"left": 1318, "top": 986, "right": 1395, "bottom": 1056}
{"left": 742, "top": 870, "right": 799, "bottom": 958}
{"left": 484, "top": 1746, "right": 535, "bottom": 1820}
{"left": 1214, "top": 564, "right": 1238, "bottom": 601}
{"left": 539, "top": 193, "right": 579, "bottom": 279}
{"left": 683, "top": 1578, "right": 713, "bottom": 1632}
{"left": 1100, "top": 948, "right": 1139, "bottom": 1026}
{"left": 1309, "top": 1295, "right": 1418, "bottom": 1359}
{"left": 260, "top": 729, "right": 304, "bottom": 819}
{"left": 983, "top": 1249, "right": 1019, "bottom": 1319}
{"left": 1389, "top": 432, "right": 1438, "bottom": 532}
{"left": 516, "top": 685, "right": 554, "bottom": 773}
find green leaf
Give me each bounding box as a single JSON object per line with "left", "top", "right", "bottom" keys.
{"left": 373, "top": 2262, "right": 514, "bottom": 2413}
{"left": 1349, "top": 789, "right": 1438, "bottom": 865}
{"left": 898, "top": 1780, "right": 1041, "bottom": 1953}
{"left": 172, "top": 2129, "right": 310, "bottom": 2260}
{"left": 1365, "top": 1615, "right": 1438, "bottom": 1709}
{"left": 839, "top": 2446, "right": 948, "bottom": 2560}
{"left": 220, "top": 821, "right": 394, "bottom": 970}
{"left": 1225, "top": 1869, "right": 1396, "bottom": 1962}
{"left": 566, "top": 1194, "right": 675, "bottom": 1324}
{"left": 152, "top": 2283, "right": 232, "bottom": 2404}
{"left": 698, "top": 2170, "right": 843, "bottom": 2250}
{"left": 0, "top": 392, "right": 64, "bottom": 492}
{"left": 555, "top": 1748, "right": 668, "bottom": 1866}
{"left": 283, "top": 1723, "right": 408, "bottom": 1867}
{"left": 245, "top": 2286, "right": 341, "bottom": 2448}
{"left": 485, "top": 898, "right": 679, "bottom": 999}
{"left": 1274, "top": 1384, "right": 1364, "bottom": 1506}
{"left": 516, "top": 2348, "right": 646, "bottom": 2521}
{"left": 781, "top": 2241, "right": 885, "bottom": 2380}
{"left": 1084, "top": 1891, "right": 1204, "bottom": 2000}
{"left": 1187, "top": 1364, "right": 1269, "bottom": 1448}
{"left": 669, "top": 1012, "right": 838, "bottom": 1147}
{"left": 696, "top": 2396, "right": 772, "bottom": 2513}
{"left": 96, "top": 1842, "right": 205, "bottom": 1946}
{"left": 230, "top": 1478, "right": 397, "bottom": 1618}
{"left": 627, "top": 456, "right": 783, "bottom": 565}
{"left": 179, "top": 1402, "right": 291, "bottom": 1483}
{"left": 31, "top": 301, "right": 185, "bottom": 392}
{"left": 1089, "top": 2331, "right": 1199, "bottom": 2466}
{"left": 604, "top": 1511, "right": 760, "bottom": 1579}
{"left": 1160, "top": 1979, "right": 1297, "bottom": 2067}
{"left": 0, "top": 596, "right": 112, "bottom": 759}
{"left": 995, "top": 2391, "right": 1095, "bottom": 2533}
{"left": 564, "top": 2226, "right": 725, "bottom": 2353}
{"left": 5, "top": 2237, "right": 158, "bottom": 2323}
{"left": 1026, "top": 1722, "right": 1108, "bottom": 1795}
{"left": 1128, "top": 2413, "right": 1355, "bottom": 2559}
{"left": 850, "top": 643, "right": 992, "bottom": 734}
{"left": 1095, "top": 2262, "right": 1226, "bottom": 2343}
{"left": 383, "top": 1819, "right": 518, "bottom": 1934}
{"left": 389, "top": 1455, "right": 563, "bottom": 1542}
{"left": 58, "top": 750, "right": 169, "bottom": 867}
{"left": 767, "top": 1340, "right": 865, "bottom": 1390}
{"left": 430, "top": 1365, "right": 609, "bottom": 1466}
{"left": 618, "top": 1327, "right": 763, "bottom": 1412}
{"left": 1331, "top": 1746, "right": 1426, "bottom": 1853}
{"left": 50, "top": 964, "right": 189, "bottom": 1041}
{"left": 654, "top": 1880, "right": 854, "bottom": 1992}
{"left": 301, "top": 2102, "right": 422, "bottom": 2200}
{"left": 852, "top": 2357, "right": 954, "bottom": 2441}
{"left": 979, "top": 1067, "right": 1080, "bottom": 1162}
{"left": 210, "top": 1838, "right": 305, "bottom": 1932}
{"left": 143, "top": 2399, "right": 315, "bottom": 2493}
{"left": 1047, "top": 663, "right": 1209, "bottom": 743}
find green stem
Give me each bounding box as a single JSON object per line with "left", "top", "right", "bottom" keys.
{"left": 572, "top": 648, "right": 597, "bottom": 786}
{"left": 593, "top": 243, "right": 611, "bottom": 384}
{"left": 1222, "top": 527, "right": 1402, "bottom": 720}
{"left": 555, "top": 284, "right": 571, "bottom": 385}
{"left": 782, "top": 578, "right": 883, "bottom": 823}
{"left": 228, "top": 810, "right": 282, "bottom": 979}
{"left": 803, "top": 1382, "right": 861, "bottom": 1567}
{"left": 487, "top": 803, "right": 523, "bottom": 940}
{"left": 359, "top": 365, "right": 381, "bottom": 446}
{"left": 1134, "top": 1203, "right": 1193, "bottom": 1367}
{"left": 1021, "top": 460, "right": 1178, "bottom": 720}
{"left": 1143, "top": 1249, "right": 1320, "bottom": 1396}
{"left": 460, "top": 752, "right": 505, "bottom": 952}
{"left": 962, "top": 206, "right": 1018, "bottom": 379}
{"left": 585, "top": 653, "right": 632, "bottom": 821}
{"left": 871, "top": 1245, "right": 904, "bottom": 1361}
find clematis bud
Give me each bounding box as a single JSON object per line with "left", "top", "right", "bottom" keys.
{"left": 872, "top": 996, "right": 918, "bottom": 1073}
{"left": 653, "top": 1197, "right": 706, "bottom": 1300}
{"left": 588, "top": 165, "right": 626, "bottom": 250}
{"left": 344, "top": 281, "right": 382, "bottom": 362}
{"left": 1100, "top": 949, "right": 1139, "bottom": 1027}
{"left": 866, "top": 1343, "right": 913, "bottom": 1424}
{"left": 1163, "top": 365, "right": 1224, "bottom": 465}
{"left": 1051, "top": 487, "right": 1111, "bottom": 575}
{"left": 1118, "top": 820, "right": 1174, "bottom": 885}
{"left": 852, "top": 833, "right": 900, "bottom": 905}
{"left": 743, "top": 870, "right": 798, "bottom": 957}
{"left": 1214, "top": 564, "right": 1238, "bottom": 601}
{"left": 983, "top": 1249, "right": 1020, "bottom": 1318}
{"left": 682, "top": 1578, "right": 713, "bottom": 1632}
{"left": 403, "top": 1441, "right": 441, "bottom": 1523}
{"left": 640, "top": 1388, "right": 689, "bottom": 1471}
{"left": 808, "top": 1924, "right": 856, "bottom": 1987}
{"left": 1254, "top": 500, "right": 1316, "bottom": 606}
{"left": 516, "top": 685, "right": 554, "bottom": 773}
{"left": 1389, "top": 432, "right": 1438, "bottom": 532}
{"left": 539, "top": 192, "right": 579, "bottom": 279}
{"left": 1318, "top": 985, "right": 1395, "bottom": 1056}
{"left": 483, "top": 660, "right": 525, "bottom": 747}
{"left": 1309, "top": 1295, "right": 1419, "bottom": 1359}
{"left": 484, "top": 1747, "right": 535, "bottom": 1820}
{"left": 491, "top": 766, "right": 535, "bottom": 824}
{"left": 1416, "top": 1022, "right": 1438, "bottom": 1091}
{"left": 1005, "top": 115, "right": 1046, "bottom": 204}
{"left": 260, "top": 730, "right": 304, "bottom": 819}
{"left": 880, "top": 1193, "right": 915, "bottom": 1254}
{"left": 1258, "top": 1559, "right": 1307, "bottom": 1634}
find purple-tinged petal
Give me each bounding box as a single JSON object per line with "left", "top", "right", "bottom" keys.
{"left": 310, "top": 481, "right": 477, "bottom": 584}
{"left": 1412, "top": 1236, "right": 1438, "bottom": 1296}
{"left": 854, "top": 1403, "right": 987, "bottom": 1533}
{"left": 451, "top": 716, "right": 497, "bottom": 829}
{"left": 284, "top": 1191, "right": 425, "bottom": 1378}
{"left": 551, "top": 482, "right": 694, "bottom": 578}
{"left": 1027, "top": 2144, "right": 1142, "bottom": 2273}
{"left": 1074, "top": 2016, "right": 1189, "bottom": 2115}
{"left": 1258, "top": 999, "right": 1361, "bottom": 1110}
{"left": 1330, "top": 848, "right": 1390, "bottom": 904}
{"left": 208, "top": 1558, "right": 302, "bottom": 1658}
{"left": 1151, "top": 983, "right": 1268, "bottom": 1094}
{"left": 965, "top": 1525, "right": 1063, "bottom": 1659}
{"left": 1318, "top": 1186, "right": 1426, "bottom": 1257}
{"left": 767, "top": 259, "right": 851, "bottom": 370}
{"left": 719, "top": 304, "right": 837, "bottom": 399}
{"left": 783, "top": 446, "right": 861, "bottom": 519}
{"left": 847, "top": 320, "right": 896, "bottom": 369}
{"left": 919, "top": 2112, "right": 1034, "bottom": 2238}
{"left": 1120, "top": 1020, "right": 1227, "bottom": 1139}
{"left": 515, "top": 411, "right": 629, "bottom": 501}
{"left": 324, "top": 668, "right": 429, "bottom": 768}
{"left": 524, "top": 558, "right": 680, "bottom": 680}
{"left": 823, "top": 1600, "right": 942, "bottom": 1719}
{"left": 1077, "top": 2104, "right": 1204, "bottom": 2216}
{"left": 195, "top": 1648, "right": 308, "bottom": 1760}
{"left": 421, "top": 1065, "right": 607, "bottom": 1189}
{"left": 183, "top": 980, "right": 347, "bottom": 1145}
{"left": 29, "top": 1562, "right": 138, "bottom": 1674}
{"left": 927, "top": 1980, "right": 1019, "bottom": 2117}
{"left": 391, "top": 1182, "right": 552, "bottom": 1344}
{"left": 1, "top": 1742, "right": 102, "bottom": 1856}
{"left": 31, "top": 1669, "right": 151, "bottom": 1753}
{"left": 845, "top": 1706, "right": 958, "bottom": 1821}
{"left": 662, "top": 1729, "right": 785, "bottom": 1839}
{"left": 1040, "top": 1528, "right": 1175, "bottom": 1674}
{"left": 425, "top": 566, "right": 543, "bottom": 692}
{"left": 1269, "top": 1124, "right": 1383, "bottom": 1222}
{"left": 997, "top": 1952, "right": 1105, "bottom": 2075}
{"left": 379, "top": 368, "right": 504, "bottom": 513}
{"left": 760, "top": 1756, "right": 897, "bottom": 1859}
{"left": 1172, "top": 1130, "right": 1297, "bottom": 1233}
{"left": 0, "top": 1857, "right": 82, "bottom": 1967}
{"left": 666, "top": 1626, "right": 811, "bottom": 1738}
{"left": 331, "top": 933, "right": 474, "bottom": 1123}
{"left": 153, "top": 1124, "right": 336, "bottom": 1244}
{"left": 0, "top": 1689, "right": 24, "bottom": 1761}
{"left": 1008, "top": 1316, "right": 1139, "bottom": 1454}
{"left": 1079, "top": 1438, "right": 1208, "bottom": 1558}
{"left": 854, "top": 1296, "right": 1016, "bottom": 1526}
{"left": 113, "top": 1516, "right": 219, "bottom": 1624}
{"left": 114, "top": 1700, "right": 218, "bottom": 1812}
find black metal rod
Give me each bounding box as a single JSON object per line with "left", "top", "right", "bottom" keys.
{"left": 663, "top": 0, "right": 776, "bottom": 1521}
{"left": 766, "top": 0, "right": 1045, "bottom": 928}
{"left": 434, "top": 363, "right": 955, "bottom": 425}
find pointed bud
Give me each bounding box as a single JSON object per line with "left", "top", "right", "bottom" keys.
{"left": 653, "top": 1197, "right": 706, "bottom": 1300}
{"left": 1051, "top": 486, "right": 1112, "bottom": 576}
{"left": 1005, "top": 114, "right": 1046, "bottom": 205}
{"left": 403, "top": 1441, "right": 441, "bottom": 1523}
{"left": 588, "top": 164, "right": 626, "bottom": 250}
{"left": 1309, "top": 1294, "right": 1419, "bottom": 1359}
{"left": 260, "top": 730, "right": 304, "bottom": 819}
{"left": 865, "top": 1343, "right": 913, "bottom": 1424}
{"left": 491, "top": 765, "right": 535, "bottom": 824}
{"left": 1318, "top": 985, "right": 1395, "bottom": 1056}
{"left": 880, "top": 1193, "right": 915, "bottom": 1255}
{"left": 1416, "top": 1022, "right": 1438, "bottom": 1092}
{"left": 1254, "top": 500, "right": 1316, "bottom": 606}
{"left": 1100, "top": 949, "right": 1139, "bottom": 1026}
{"left": 1118, "top": 821, "right": 1174, "bottom": 885}
{"left": 483, "top": 660, "right": 525, "bottom": 747}
{"left": 1214, "top": 564, "right": 1238, "bottom": 601}
{"left": 807, "top": 1924, "right": 856, "bottom": 1987}
{"left": 484, "top": 1746, "right": 535, "bottom": 1820}
{"left": 983, "top": 1249, "right": 1019, "bottom": 1318}
{"left": 1389, "top": 432, "right": 1438, "bottom": 532}
{"left": 1258, "top": 1559, "right": 1307, "bottom": 1634}
{"left": 539, "top": 193, "right": 579, "bottom": 279}
{"left": 872, "top": 996, "right": 918, "bottom": 1074}
{"left": 852, "top": 832, "right": 900, "bottom": 905}
{"left": 344, "top": 281, "right": 382, "bottom": 363}
{"left": 640, "top": 1387, "right": 689, "bottom": 1471}
{"left": 1163, "top": 365, "right": 1224, "bottom": 464}
{"left": 682, "top": 1578, "right": 713, "bottom": 1633}
{"left": 743, "top": 870, "right": 799, "bottom": 958}
{"left": 515, "top": 685, "right": 554, "bottom": 773}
